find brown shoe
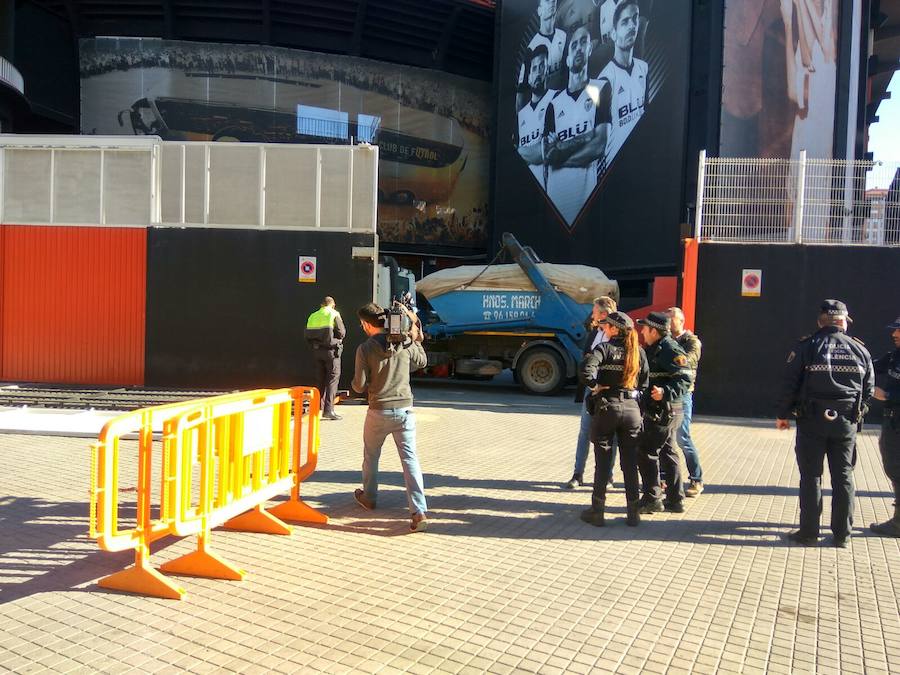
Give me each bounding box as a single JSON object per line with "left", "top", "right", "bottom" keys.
{"left": 685, "top": 480, "right": 704, "bottom": 497}
{"left": 410, "top": 512, "right": 428, "bottom": 532}
{"left": 354, "top": 488, "right": 376, "bottom": 511}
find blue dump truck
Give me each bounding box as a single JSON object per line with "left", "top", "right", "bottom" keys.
{"left": 380, "top": 233, "right": 619, "bottom": 395}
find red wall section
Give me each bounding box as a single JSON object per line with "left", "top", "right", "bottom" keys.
{"left": 0, "top": 225, "right": 146, "bottom": 385}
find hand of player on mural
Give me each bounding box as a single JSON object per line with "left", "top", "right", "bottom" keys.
{"left": 543, "top": 130, "right": 560, "bottom": 167}
{"left": 561, "top": 126, "right": 609, "bottom": 169}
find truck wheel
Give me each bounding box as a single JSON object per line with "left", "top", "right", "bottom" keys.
{"left": 516, "top": 348, "right": 565, "bottom": 395}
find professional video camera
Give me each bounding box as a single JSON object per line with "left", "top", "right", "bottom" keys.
{"left": 385, "top": 292, "right": 416, "bottom": 345}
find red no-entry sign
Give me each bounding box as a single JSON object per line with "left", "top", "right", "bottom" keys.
{"left": 741, "top": 269, "right": 762, "bottom": 297}
{"left": 298, "top": 256, "right": 317, "bottom": 283}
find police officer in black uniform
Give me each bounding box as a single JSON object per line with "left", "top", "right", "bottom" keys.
{"left": 776, "top": 299, "right": 874, "bottom": 548}
{"left": 579, "top": 311, "right": 649, "bottom": 527}
{"left": 870, "top": 315, "right": 900, "bottom": 537}
{"left": 635, "top": 312, "right": 693, "bottom": 514}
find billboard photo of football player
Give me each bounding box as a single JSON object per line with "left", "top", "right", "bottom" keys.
{"left": 510, "top": 0, "right": 656, "bottom": 229}
{"left": 597, "top": 2, "right": 647, "bottom": 165}
{"left": 720, "top": 0, "right": 839, "bottom": 160}
{"left": 517, "top": 0, "right": 567, "bottom": 109}
{"left": 517, "top": 45, "right": 557, "bottom": 189}
{"left": 543, "top": 25, "right": 607, "bottom": 226}
{"left": 496, "top": 0, "right": 691, "bottom": 269}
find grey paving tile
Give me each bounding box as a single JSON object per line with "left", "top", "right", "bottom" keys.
{"left": 0, "top": 394, "right": 898, "bottom": 675}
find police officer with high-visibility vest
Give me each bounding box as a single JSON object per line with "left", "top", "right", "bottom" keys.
{"left": 305, "top": 296, "right": 346, "bottom": 420}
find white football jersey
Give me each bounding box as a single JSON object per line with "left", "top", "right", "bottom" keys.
{"left": 517, "top": 89, "right": 555, "bottom": 186}
{"left": 519, "top": 28, "right": 567, "bottom": 91}
{"left": 598, "top": 0, "right": 625, "bottom": 42}
{"left": 597, "top": 57, "right": 647, "bottom": 165}
{"left": 545, "top": 81, "right": 603, "bottom": 225}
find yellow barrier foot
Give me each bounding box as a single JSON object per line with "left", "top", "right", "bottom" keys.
{"left": 160, "top": 549, "right": 245, "bottom": 581}
{"left": 225, "top": 505, "right": 293, "bottom": 535}
{"left": 98, "top": 565, "right": 185, "bottom": 600}
{"left": 269, "top": 499, "right": 329, "bottom": 524}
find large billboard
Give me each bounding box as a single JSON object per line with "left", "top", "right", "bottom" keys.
{"left": 80, "top": 38, "right": 491, "bottom": 249}
{"left": 494, "top": 0, "right": 693, "bottom": 272}
{"left": 720, "top": 0, "right": 839, "bottom": 159}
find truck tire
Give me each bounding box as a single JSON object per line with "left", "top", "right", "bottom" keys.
{"left": 516, "top": 348, "right": 565, "bottom": 395}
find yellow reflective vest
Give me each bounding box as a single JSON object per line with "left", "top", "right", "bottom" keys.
{"left": 305, "top": 306, "right": 345, "bottom": 353}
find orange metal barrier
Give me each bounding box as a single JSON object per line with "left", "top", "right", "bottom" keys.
{"left": 89, "top": 386, "right": 325, "bottom": 599}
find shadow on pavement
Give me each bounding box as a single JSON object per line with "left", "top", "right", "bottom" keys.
{"left": 307, "top": 469, "right": 893, "bottom": 500}
{"left": 0, "top": 496, "right": 139, "bottom": 605}
{"left": 4, "top": 472, "right": 892, "bottom": 604}
{"left": 295, "top": 471, "right": 893, "bottom": 546}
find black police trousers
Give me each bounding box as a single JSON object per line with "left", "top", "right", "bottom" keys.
{"left": 880, "top": 409, "right": 900, "bottom": 503}
{"left": 590, "top": 397, "right": 642, "bottom": 503}
{"left": 638, "top": 403, "right": 684, "bottom": 502}
{"left": 795, "top": 414, "right": 857, "bottom": 539}
{"left": 313, "top": 349, "right": 341, "bottom": 415}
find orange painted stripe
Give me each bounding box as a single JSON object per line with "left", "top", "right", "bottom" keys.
{"left": 681, "top": 238, "right": 699, "bottom": 333}
{"left": 0, "top": 225, "right": 146, "bottom": 385}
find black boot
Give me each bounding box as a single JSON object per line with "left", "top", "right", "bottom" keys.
{"left": 580, "top": 498, "right": 605, "bottom": 527}
{"left": 870, "top": 489, "right": 900, "bottom": 538}
{"left": 626, "top": 500, "right": 641, "bottom": 527}
{"left": 638, "top": 496, "right": 664, "bottom": 514}
{"left": 564, "top": 473, "right": 584, "bottom": 489}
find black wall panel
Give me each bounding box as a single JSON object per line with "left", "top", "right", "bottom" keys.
{"left": 14, "top": 3, "right": 78, "bottom": 128}
{"left": 146, "top": 229, "right": 376, "bottom": 389}
{"left": 693, "top": 243, "right": 900, "bottom": 418}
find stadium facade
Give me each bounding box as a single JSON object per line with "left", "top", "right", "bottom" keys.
{"left": 1, "top": 0, "right": 899, "bottom": 409}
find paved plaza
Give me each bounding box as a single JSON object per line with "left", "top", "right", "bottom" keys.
{"left": 1, "top": 378, "right": 899, "bottom": 674}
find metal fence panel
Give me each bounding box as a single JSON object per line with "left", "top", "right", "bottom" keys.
{"left": 697, "top": 152, "right": 900, "bottom": 247}
{"left": 1, "top": 135, "right": 378, "bottom": 233}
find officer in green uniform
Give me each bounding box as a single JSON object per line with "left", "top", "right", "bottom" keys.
{"left": 305, "top": 296, "right": 346, "bottom": 420}
{"left": 635, "top": 312, "right": 693, "bottom": 514}
{"left": 870, "top": 315, "right": 900, "bottom": 537}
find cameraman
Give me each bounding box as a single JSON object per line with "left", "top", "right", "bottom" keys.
{"left": 351, "top": 302, "right": 429, "bottom": 532}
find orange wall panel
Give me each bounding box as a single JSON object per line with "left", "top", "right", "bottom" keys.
{"left": 0, "top": 225, "right": 146, "bottom": 385}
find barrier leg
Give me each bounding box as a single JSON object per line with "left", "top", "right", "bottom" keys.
{"left": 98, "top": 548, "right": 185, "bottom": 600}
{"left": 225, "top": 504, "right": 293, "bottom": 535}
{"left": 269, "top": 498, "right": 328, "bottom": 524}
{"left": 159, "top": 534, "right": 244, "bottom": 581}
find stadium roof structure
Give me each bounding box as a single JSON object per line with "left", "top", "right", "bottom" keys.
{"left": 871, "top": 0, "right": 900, "bottom": 123}
{"left": 25, "top": 0, "right": 495, "bottom": 81}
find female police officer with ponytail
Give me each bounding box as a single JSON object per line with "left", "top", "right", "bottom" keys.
{"left": 579, "top": 311, "right": 649, "bottom": 527}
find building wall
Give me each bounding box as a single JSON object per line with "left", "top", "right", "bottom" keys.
{"left": 0, "top": 225, "right": 146, "bottom": 385}
{"left": 80, "top": 37, "right": 491, "bottom": 253}
{"left": 693, "top": 242, "right": 900, "bottom": 418}
{"left": 146, "top": 229, "right": 377, "bottom": 389}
